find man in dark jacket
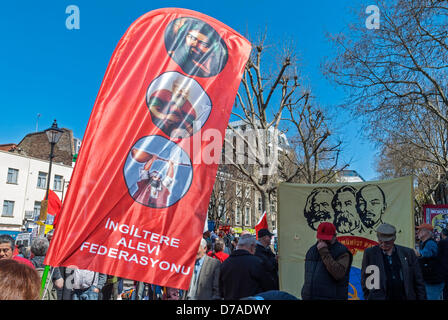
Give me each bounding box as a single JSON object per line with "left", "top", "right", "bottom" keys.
{"left": 301, "top": 222, "right": 353, "bottom": 300}
{"left": 361, "top": 223, "right": 426, "bottom": 300}
{"left": 439, "top": 228, "right": 448, "bottom": 300}
{"left": 255, "top": 229, "right": 279, "bottom": 290}
{"left": 415, "top": 223, "right": 444, "bottom": 300}
{"left": 219, "top": 234, "right": 274, "bottom": 300}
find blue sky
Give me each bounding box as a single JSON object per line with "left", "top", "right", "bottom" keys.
{"left": 0, "top": 0, "right": 378, "bottom": 180}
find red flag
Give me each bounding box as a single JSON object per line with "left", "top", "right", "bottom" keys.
{"left": 45, "top": 8, "right": 251, "bottom": 290}
{"left": 45, "top": 190, "right": 62, "bottom": 216}
{"left": 255, "top": 211, "right": 269, "bottom": 239}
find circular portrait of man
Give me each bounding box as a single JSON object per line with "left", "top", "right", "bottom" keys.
{"left": 332, "top": 185, "right": 361, "bottom": 234}
{"left": 164, "top": 17, "right": 228, "bottom": 78}
{"left": 123, "top": 135, "right": 193, "bottom": 208}
{"left": 146, "top": 71, "right": 212, "bottom": 139}
{"left": 304, "top": 187, "right": 335, "bottom": 231}
{"left": 355, "top": 184, "right": 387, "bottom": 230}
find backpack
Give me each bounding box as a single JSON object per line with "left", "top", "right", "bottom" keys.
{"left": 36, "top": 268, "right": 58, "bottom": 300}
{"left": 419, "top": 239, "right": 444, "bottom": 284}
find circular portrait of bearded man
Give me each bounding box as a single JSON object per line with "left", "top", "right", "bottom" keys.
{"left": 164, "top": 17, "right": 228, "bottom": 78}
{"left": 146, "top": 71, "right": 212, "bottom": 139}
{"left": 304, "top": 187, "right": 335, "bottom": 231}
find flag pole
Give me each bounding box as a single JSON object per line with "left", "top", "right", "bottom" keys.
{"left": 40, "top": 265, "right": 51, "bottom": 298}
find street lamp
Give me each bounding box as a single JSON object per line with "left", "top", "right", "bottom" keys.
{"left": 39, "top": 120, "right": 63, "bottom": 228}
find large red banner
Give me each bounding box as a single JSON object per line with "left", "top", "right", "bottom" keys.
{"left": 45, "top": 8, "right": 251, "bottom": 290}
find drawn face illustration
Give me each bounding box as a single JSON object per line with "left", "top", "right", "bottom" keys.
{"left": 333, "top": 187, "right": 360, "bottom": 234}
{"left": 304, "top": 188, "right": 334, "bottom": 231}
{"left": 357, "top": 185, "right": 386, "bottom": 228}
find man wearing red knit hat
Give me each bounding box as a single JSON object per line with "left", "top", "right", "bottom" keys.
{"left": 301, "top": 222, "right": 353, "bottom": 300}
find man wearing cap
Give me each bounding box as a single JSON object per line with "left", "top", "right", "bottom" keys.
{"left": 255, "top": 229, "right": 279, "bottom": 291}
{"left": 301, "top": 222, "right": 353, "bottom": 300}
{"left": 361, "top": 223, "right": 426, "bottom": 300}
{"left": 415, "top": 223, "right": 444, "bottom": 300}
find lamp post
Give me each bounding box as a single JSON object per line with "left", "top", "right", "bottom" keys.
{"left": 39, "top": 120, "right": 63, "bottom": 298}
{"left": 39, "top": 120, "right": 63, "bottom": 231}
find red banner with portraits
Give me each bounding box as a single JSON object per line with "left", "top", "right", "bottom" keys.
{"left": 45, "top": 8, "right": 251, "bottom": 289}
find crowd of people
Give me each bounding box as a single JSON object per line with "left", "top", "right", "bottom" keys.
{"left": 1, "top": 222, "right": 448, "bottom": 301}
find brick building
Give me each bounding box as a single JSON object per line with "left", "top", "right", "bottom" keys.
{"left": 16, "top": 128, "right": 76, "bottom": 166}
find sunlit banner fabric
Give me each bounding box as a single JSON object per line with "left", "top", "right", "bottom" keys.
{"left": 45, "top": 8, "right": 251, "bottom": 290}
{"left": 278, "top": 176, "right": 414, "bottom": 299}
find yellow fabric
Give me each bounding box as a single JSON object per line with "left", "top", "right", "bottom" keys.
{"left": 278, "top": 176, "right": 414, "bottom": 299}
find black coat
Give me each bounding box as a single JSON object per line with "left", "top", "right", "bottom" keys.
{"left": 301, "top": 241, "right": 352, "bottom": 300}
{"left": 255, "top": 243, "right": 279, "bottom": 290}
{"left": 361, "top": 245, "right": 426, "bottom": 300}
{"left": 438, "top": 238, "right": 448, "bottom": 281}
{"left": 418, "top": 239, "right": 444, "bottom": 284}
{"left": 219, "top": 249, "right": 274, "bottom": 300}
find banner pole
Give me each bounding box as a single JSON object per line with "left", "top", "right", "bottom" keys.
{"left": 40, "top": 265, "right": 50, "bottom": 298}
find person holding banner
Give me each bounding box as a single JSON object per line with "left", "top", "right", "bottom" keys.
{"left": 183, "top": 238, "right": 221, "bottom": 300}
{"left": 415, "top": 223, "right": 444, "bottom": 300}
{"left": 301, "top": 222, "right": 353, "bottom": 300}
{"left": 255, "top": 229, "right": 279, "bottom": 291}
{"left": 361, "top": 223, "right": 426, "bottom": 300}
{"left": 439, "top": 228, "right": 448, "bottom": 300}
{"left": 0, "top": 234, "right": 35, "bottom": 269}
{"left": 219, "top": 234, "right": 275, "bottom": 300}
{"left": 30, "top": 236, "right": 63, "bottom": 300}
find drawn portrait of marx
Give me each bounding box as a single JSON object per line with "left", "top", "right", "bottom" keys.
{"left": 164, "top": 17, "right": 228, "bottom": 78}
{"left": 304, "top": 187, "right": 335, "bottom": 231}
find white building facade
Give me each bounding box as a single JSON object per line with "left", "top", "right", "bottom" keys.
{"left": 0, "top": 150, "right": 73, "bottom": 236}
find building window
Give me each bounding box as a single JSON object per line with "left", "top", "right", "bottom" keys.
{"left": 24, "top": 210, "right": 34, "bottom": 219}
{"left": 54, "top": 175, "right": 63, "bottom": 191}
{"left": 37, "top": 172, "right": 47, "bottom": 189}
{"left": 7, "top": 168, "right": 19, "bottom": 184}
{"left": 235, "top": 206, "right": 241, "bottom": 225}
{"left": 270, "top": 199, "right": 276, "bottom": 214}
{"left": 236, "top": 184, "right": 241, "bottom": 197}
{"left": 244, "top": 206, "right": 251, "bottom": 226}
{"left": 33, "top": 201, "right": 41, "bottom": 219}
{"left": 245, "top": 186, "right": 251, "bottom": 199}
{"left": 2, "top": 200, "right": 15, "bottom": 217}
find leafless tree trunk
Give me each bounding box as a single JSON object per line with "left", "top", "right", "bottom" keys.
{"left": 224, "top": 32, "right": 349, "bottom": 222}
{"left": 323, "top": 0, "right": 448, "bottom": 208}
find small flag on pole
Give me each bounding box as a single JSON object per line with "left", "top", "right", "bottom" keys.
{"left": 255, "top": 211, "right": 269, "bottom": 239}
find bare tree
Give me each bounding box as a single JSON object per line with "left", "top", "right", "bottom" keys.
{"left": 224, "top": 33, "right": 349, "bottom": 222}
{"left": 324, "top": 0, "right": 448, "bottom": 206}
{"left": 208, "top": 167, "right": 236, "bottom": 228}
{"left": 283, "top": 97, "right": 349, "bottom": 184}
